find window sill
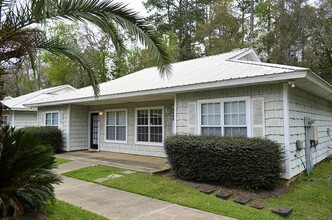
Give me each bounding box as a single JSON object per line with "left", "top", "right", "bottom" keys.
{"left": 135, "top": 141, "right": 164, "bottom": 147}
{"left": 104, "top": 140, "right": 127, "bottom": 144}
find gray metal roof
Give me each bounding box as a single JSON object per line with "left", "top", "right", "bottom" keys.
{"left": 26, "top": 48, "right": 332, "bottom": 106}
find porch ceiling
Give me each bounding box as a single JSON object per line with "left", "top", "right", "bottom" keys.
{"left": 76, "top": 93, "right": 176, "bottom": 106}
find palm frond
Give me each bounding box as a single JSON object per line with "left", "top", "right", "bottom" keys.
{"left": 42, "top": 0, "right": 172, "bottom": 77}
{"left": 39, "top": 38, "right": 100, "bottom": 95}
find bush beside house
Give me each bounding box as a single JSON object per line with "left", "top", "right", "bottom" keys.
{"left": 21, "top": 127, "right": 63, "bottom": 152}
{"left": 165, "top": 135, "right": 283, "bottom": 190}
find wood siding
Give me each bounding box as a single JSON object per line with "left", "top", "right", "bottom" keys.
{"left": 88, "top": 100, "right": 174, "bottom": 157}
{"left": 288, "top": 88, "right": 332, "bottom": 177}
{"left": 37, "top": 105, "right": 69, "bottom": 150}
{"left": 176, "top": 84, "right": 285, "bottom": 145}
{"left": 69, "top": 105, "right": 89, "bottom": 151}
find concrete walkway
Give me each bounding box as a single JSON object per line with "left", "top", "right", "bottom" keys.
{"left": 55, "top": 161, "right": 234, "bottom": 220}
{"left": 57, "top": 151, "right": 170, "bottom": 174}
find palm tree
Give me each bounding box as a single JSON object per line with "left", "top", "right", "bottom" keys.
{"left": 0, "top": 126, "right": 62, "bottom": 218}
{"left": 0, "top": 0, "right": 172, "bottom": 155}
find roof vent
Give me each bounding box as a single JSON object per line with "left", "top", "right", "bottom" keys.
{"left": 3, "top": 96, "right": 13, "bottom": 100}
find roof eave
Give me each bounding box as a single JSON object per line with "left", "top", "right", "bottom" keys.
{"left": 26, "top": 71, "right": 308, "bottom": 107}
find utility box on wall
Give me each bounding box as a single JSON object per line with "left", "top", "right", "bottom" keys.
{"left": 310, "top": 125, "right": 318, "bottom": 142}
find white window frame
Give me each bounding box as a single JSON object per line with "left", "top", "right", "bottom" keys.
{"left": 44, "top": 111, "right": 60, "bottom": 128}
{"left": 104, "top": 109, "right": 128, "bottom": 143}
{"left": 197, "top": 97, "right": 252, "bottom": 137}
{"left": 135, "top": 106, "right": 164, "bottom": 146}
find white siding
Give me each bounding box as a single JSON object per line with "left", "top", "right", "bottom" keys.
{"left": 176, "top": 84, "right": 285, "bottom": 145}
{"left": 2, "top": 110, "right": 37, "bottom": 129}
{"left": 69, "top": 105, "right": 89, "bottom": 151}
{"left": 288, "top": 88, "right": 332, "bottom": 177}
{"left": 89, "top": 100, "right": 173, "bottom": 157}
{"left": 37, "top": 105, "right": 69, "bottom": 150}
{"left": 13, "top": 111, "right": 37, "bottom": 129}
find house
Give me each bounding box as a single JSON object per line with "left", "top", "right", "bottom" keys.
{"left": 2, "top": 85, "right": 76, "bottom": 129}
{"left": 25, "top": 48, "right": 332, "bottom": 179}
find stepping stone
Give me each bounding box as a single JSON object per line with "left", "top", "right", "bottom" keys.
{"left": 234, "top": 196, "right": 252, "bottom": 205}
{"left": 107, "top": 174, "right": 123, "bottom": 179}
{"left": 272, "top": 206, "right": 293, "bottom": 218}
{"left": 199, "top": 186, "right": 216, "bottom": 194}
{"left": 95, "top": 177, "right": 108, "bottom": 183}
{"left": 216, "top": 191, "right": 233, "bottom": 200}
{"left": 122, "top": 170, "right": 136, "bottom": 174}
{"left": 250, "top": 201, "right": 266, "bottom": 210}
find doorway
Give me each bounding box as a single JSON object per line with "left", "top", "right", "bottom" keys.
{"left": 90, "top": 113, "right": 99, "bottom": 149}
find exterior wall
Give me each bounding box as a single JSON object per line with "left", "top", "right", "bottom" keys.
{"left": 2, "top": 110, "right": 37, "bottom": 129}
{"left": 13, "top": 111, "right": 37, "bottom": 129}
{"left": 176, "top": 84, "right": 285, "bottom": 145}
{"left": 37, "top": 105, "right": 70, "bottom": 150}
{"left": 288, "top": 88, "right": 332, "bottom": 177}
{"left": 2, "top": 111, "right": 13, "bottom": 126}
{"left": 89, "top": 100, "right": 174, "bottom": 157}
{"left": 69, "top": 105, "right": 89, "bottom": 151}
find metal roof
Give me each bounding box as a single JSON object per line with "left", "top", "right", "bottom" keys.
{"left": 2, "top": 85, "right": 76, "bottom": 110}
{"left": 25, "top": 48, "right": 332, "bottom": 106}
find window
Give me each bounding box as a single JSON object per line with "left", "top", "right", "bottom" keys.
{"left": 106, "top": 110, "right": 126, "bottom": 141}
{"left": 136, "top": 108, "right": 163, "bottom": 143}
{"left": 45, "top": 112, "right": 59, "bottom": 127}
{"left": 200, "top": 99, "right": 248, "bottom": 137}
{"left": 2, "top": 115, "right": 8, "bottom": 125}
{"left": 224, "top": 101, "right": 247, "bottom": 136}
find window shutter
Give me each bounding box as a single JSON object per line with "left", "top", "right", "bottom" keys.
{"left": 188, "top": 102, "right": 197, "bottom": 134}
{"left": 58, "top": 111, "right": 62, "bottom": 129}
{"left": 251, "top": 98, "right": 265, "bottom": 137}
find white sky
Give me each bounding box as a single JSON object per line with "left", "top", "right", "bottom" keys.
{"left": 120, "top": 0, "right": 147, "bottom": 16}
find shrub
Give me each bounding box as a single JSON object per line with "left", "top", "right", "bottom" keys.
{"left": 21, "top": 126, "right": 63, "bottom": 152}
{"left": 0, "top": 126, "right": 62, "bottom": 218}
{"left": 164, "top": 135, "right": 283, "bottom": 190}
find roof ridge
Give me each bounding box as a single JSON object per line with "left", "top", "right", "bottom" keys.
{"left": 226, "top": 59, "right": 309, "bottom": 71}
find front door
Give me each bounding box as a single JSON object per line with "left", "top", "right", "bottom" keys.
{"left": 90, "top": 113, "right": 99, "bottom": 149}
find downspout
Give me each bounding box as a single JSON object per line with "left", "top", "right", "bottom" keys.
{"left": 282, "top": 83, "right": 291, "bottom": 179}
{"left": 304, "top": 117, "right": 314, "bottom": 173}
{"left": 173, "top": 94, "right": 177, "bottom": 134}
{"left": 67, "top": 104, "right": 71, "bottom": 151}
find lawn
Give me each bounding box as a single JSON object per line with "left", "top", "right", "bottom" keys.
{"left": 55, "top": 157, "right": 71, "bottom": 165}
{"left": 44, "top": 200, "right": 107, "bottom": 220}
{"left": 63, "top": 160, "right": 332, "bottom": 220}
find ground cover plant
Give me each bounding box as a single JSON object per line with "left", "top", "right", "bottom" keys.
{"left": 55, "top": 157, "right": 71, "bottom": 165}
{"left": 63, "top": 160, "right": 332, "bottom": 219}
{"left": 44, "top": 200, "right": 107, "bottom": 220}
{"left": 0, "top": 126, "right": 61, "bottom": 218}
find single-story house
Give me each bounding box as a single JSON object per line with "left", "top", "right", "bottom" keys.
{"left": 1, "top": 85, "right": 76, "bottom": 129}
{"left": 26, "top": 48, "right": 332, "bottom": 179}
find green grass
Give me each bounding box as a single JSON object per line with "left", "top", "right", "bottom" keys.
{"left": 63, "top": 160, "right": 332, "bottom": 220}
{"left": 45, "top": 200, "right": 107, "bottom": 220}
{"left": 55, "top": 157, "right": 71, "bottom": 165}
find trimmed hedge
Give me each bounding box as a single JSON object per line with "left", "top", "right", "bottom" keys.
{"left": 164, "top": 135, "right": 283, "bottom": 190}
{"left": 20, "top": 126, "right": 63, "bottom": 152}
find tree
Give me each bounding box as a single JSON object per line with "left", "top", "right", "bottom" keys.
{"left": 0, "top": 126, "right": 62, "bottom": 218}
{"left": 195, "top": 0, "right": 243, "bottom": 55}
{"left": 144, "top": 0, "right": 208, "bottom": 61}
{"left": 0, "top": 0, "right": 172, "bottom": 155}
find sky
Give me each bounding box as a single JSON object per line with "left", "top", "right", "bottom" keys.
{"left": 120, "top": 0, "right": 147, "bottom": 16}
